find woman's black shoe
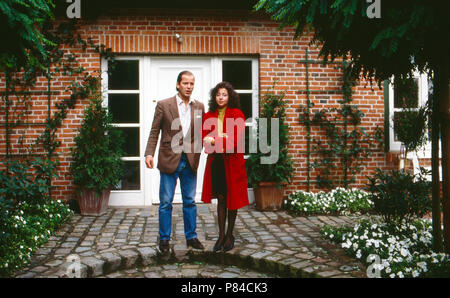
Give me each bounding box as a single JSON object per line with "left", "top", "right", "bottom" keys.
{"left": 213, "top": 238, "right": 224, "bottom": 252}
{"left": 223, "top": 235, "right": 235, "bottom": 252}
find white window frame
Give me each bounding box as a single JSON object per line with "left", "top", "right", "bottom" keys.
{"left": 388, "top": 72, "right": 430, "bottom": 155}
{"left": 211, "top": 57, "right": 259, "bottom": 159}
{"left": 101, "top": 56, "right": 144, "bottom": 195}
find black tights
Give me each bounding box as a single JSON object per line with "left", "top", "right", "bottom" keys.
{"left": 216, "top": 194, "right": 237, "bottom": 247}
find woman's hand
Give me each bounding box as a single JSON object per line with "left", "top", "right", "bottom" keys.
{"left": 203, "top": 136, "right": 215, "bottom": 145}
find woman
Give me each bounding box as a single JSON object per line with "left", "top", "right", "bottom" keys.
{"left": 201, "top": 81, "right": 249, "bottom": 252}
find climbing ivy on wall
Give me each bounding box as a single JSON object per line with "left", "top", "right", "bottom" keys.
{"left": 300, "top": 63, "right": 384, "bottom": 190}
{"left": 1, "top": 19, "right": 116, "bottom": 192}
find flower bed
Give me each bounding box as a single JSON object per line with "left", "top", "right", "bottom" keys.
{"left": 321, "top": 218, "right": 450, "bottom": 278}
{"left": 0, "top": 199, "right": 73, "bottom": 277}
{"left": 285, "top": 187, "right": 373, "bottom": 215}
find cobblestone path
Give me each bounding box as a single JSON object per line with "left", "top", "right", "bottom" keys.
{"left": 15, "top": 204, "right": 367, "bottom": 278}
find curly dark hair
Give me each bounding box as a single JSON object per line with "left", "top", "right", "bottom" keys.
{"left": 208, "top": 81, "right": 241, "bottom": 112}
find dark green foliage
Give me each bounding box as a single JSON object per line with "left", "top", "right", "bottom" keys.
{"left": 367, "top": 168, "right": 432, "bottom": 225}
{"left": 393, "top": 108, "right": 428, "bottom": 153}
{"left": 0, "top": 158, "right": 56, "bottom": 236}
{"left": 70, "top": 95, "right": 125, "bottom": 195}
{"left": 246, "top": 87, "right": 294, "bottom": 188}
{"left": 0, "top": 158, "right": 56, "bottom": 204}
{"left": 0, "top": 0, "right": 55, "bottom": 70}
{"left": 0, "top": 158, "right": 72, "bottom": 277}
{"left": 255, "top": 0, "right": 449, "bottom": 82}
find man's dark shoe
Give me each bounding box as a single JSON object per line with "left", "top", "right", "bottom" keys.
{"left": 159, "top": 240, "right": 170, "bottom": 253}
{"left": 186, "top": 238, "right": 204, "bottom": 250}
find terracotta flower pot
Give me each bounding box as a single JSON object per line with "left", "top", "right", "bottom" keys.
{"left": 253, "top": 182, "right": 285, "bottom": 211}
{"left": 77, "top": 188, "right": 111, "bottom": 216}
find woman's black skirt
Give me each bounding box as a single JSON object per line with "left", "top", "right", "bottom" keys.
{"left": 211, "top": 154, "right": 227, "bottom": 197}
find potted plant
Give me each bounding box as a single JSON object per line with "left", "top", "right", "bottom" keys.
{"left": 246, "top": 88, "right": 294, "bottom": 211}
{"left": 70, "top": 93, "right": 124, "bottom": 216}
{"left": 392, "top": 76, "right": 429, "bottom": 171}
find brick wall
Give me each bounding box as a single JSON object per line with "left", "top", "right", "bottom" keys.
{"left": 0, "top": 9, "right": 394, "bottom": 201}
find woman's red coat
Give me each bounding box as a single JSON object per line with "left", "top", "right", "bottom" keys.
{"left": 201, "top": 108, "right": 249, "bottom": 210}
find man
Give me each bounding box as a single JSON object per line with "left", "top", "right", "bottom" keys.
{"left": 145, "top": 70, "right": 205, "bottom": 253}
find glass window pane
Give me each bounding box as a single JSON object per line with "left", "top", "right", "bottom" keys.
{"left": 114, "top": 161, "right": 140, "bottom": 190}
{"left": 244, "top": 126, "right": 251, "bottom": 156}
{"left": 118, "top": 127, "right": 139, "bottom": 157}
{"left": 393, "top": 111, "right": 402, "bottom": 142}
{"left": 239, "top": 93, "right": 253, "bottom": 120}
{"left": 108, "top": 60, "right": 139, "bottom": 90}
{"left": 222, "top": 61, "right": 252, "bottom": 90}
{"left": 394, "top": 77, "right": 419, "bottom": 108}
{"left": 108, "top": 94, "right": 139, "bottom": 123}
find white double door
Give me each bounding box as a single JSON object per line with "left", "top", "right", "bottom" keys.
{"left": 145, "top": 57, "right": 212, "bottom": 205}
{"left": 108, "top": 56, "right": 215, "bottom": 206}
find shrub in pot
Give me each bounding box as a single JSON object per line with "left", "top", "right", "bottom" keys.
{"left": 392, "top": 76, "right": 429, "bottom": 170}
{"left": 70, "top": 95, "right": 124, "bottom": 216}
{"left": 246, "top": 88, "right": 294, "bottom": 211}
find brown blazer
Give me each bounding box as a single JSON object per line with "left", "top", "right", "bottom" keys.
{"left": 145, "top": 96, "right": 205, "bottom": 174}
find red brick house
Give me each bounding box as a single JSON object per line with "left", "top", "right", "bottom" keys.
{"left": 0, "top": 1, "right": 435, "bottom": 206}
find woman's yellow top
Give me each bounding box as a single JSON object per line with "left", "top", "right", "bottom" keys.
{"left": 217, "top": 107, "right": 227, "bottom": 136}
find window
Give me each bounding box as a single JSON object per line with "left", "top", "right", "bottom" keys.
{"left": 219, "top": 58, "right": 258, "bottom": 156}
{"left": 105, "top": 59, "right": 141, "bottom": 190}
{"left": 388, "top": 72, "right": 429, "bottom": 152}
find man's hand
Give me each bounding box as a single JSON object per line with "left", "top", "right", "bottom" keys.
{"left": 145, "top": 155, "right": 154, "bottom": 169}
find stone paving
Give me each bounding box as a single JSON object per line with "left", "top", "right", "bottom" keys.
{"left": 14, "top": 204, "right": 368, "bottom": 278}
{"left": 103, "top": 262, "right": 280, "bottom": 278}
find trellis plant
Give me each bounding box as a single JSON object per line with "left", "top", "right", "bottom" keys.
{"left": 300, "top": 64, "right": 383, "bottom": 189}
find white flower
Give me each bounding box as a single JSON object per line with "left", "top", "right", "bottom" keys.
{"left": 387, "top": 237, "right": 396, "bottom": 244}
{"left": 342, "top": 239, "right": 352, "bottom": 249}
{"left": 400, "top": 248, "right": 409, "bottom": 257}
{"left": 417, "top": 262, "right": 428, "bottom": 271}
{"left": 374, "top": 240, "right": 380, "bottom": 248}
{"left": 397, "top": 271, "right": 404, "bottom": 278}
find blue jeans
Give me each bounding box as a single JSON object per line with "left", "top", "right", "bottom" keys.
{"left": 159, "top": 154, "right": 198, "bottom": 241}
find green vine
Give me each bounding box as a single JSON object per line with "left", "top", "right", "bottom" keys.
{"left": 300, "top": 63, "right": 384, "bottom": 189}
{"left": 1, "top": 19, "right": 116, "bottom": 190}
